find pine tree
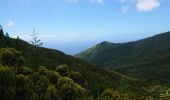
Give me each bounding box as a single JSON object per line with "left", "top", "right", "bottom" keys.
{"left": 0, "top": 25, "right": 4, "bottom": 37}
{"left": 5, "top": 32, "right": 9, "bottom": 38}
{"left": 30, "top": 29, "right": 43, "bottom": 47}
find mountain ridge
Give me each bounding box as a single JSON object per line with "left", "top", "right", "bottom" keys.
{"left": 75, "top": 31, "right": 170, "bottom": 83}
{"left": 0, "top": 32, "right": 142, "bottom": 97}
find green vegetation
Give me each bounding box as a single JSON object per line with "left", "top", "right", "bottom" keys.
{"left": 75, "top": 32, "right": 170, "bottom": 84}
{"left": 0, "top": 48, "right": 134, "bottom": 100}
{"left": 101, "top": 88, "right": 130, "bottom": 100}
{"left": 0, "top": 26, "right": 143, "bottom": 97}
{"left": 0, "top": 48, "right": 88, "bottom": 100}
{"left": 0, "top": 26, "right": 134, "bottom": 99}
{"left": 0, "top": 30, "right": 134, "bottom": 98}
{"left": 1, "top": 48, "right": 169, "bottom": 100}
{"left": 1, "top": 26, "right": 170, "bottom": 99}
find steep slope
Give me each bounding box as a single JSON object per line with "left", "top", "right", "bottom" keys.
{"left": 75, "top": 31, "right": 170, "bottom": 83}
{"left": 0, "top": 34, "right": 142, "bottom": 97}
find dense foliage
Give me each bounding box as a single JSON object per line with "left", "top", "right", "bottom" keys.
{"left": 75, "top": 32, "right": 170, "bottom": 84}
{"left": 0, "top": 48, "right": 130, "bottom": 100}
{"left": 0, "top": 28, "right": 129, "bottom": 97}
{"left": 1, "top": 48, "right": 170, "bottom": 100}
{"left": 1, "top": 26, "right": 170, "bottom": 99}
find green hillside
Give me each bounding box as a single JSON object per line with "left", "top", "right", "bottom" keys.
{"left": 1, "top": 27, "right": 170, "bottom": 99}
{"left": 75, "top": 32, "right": 170, "bottom": 83}
{"left": 0, "top": 27, "right": 144, "bottom": 99}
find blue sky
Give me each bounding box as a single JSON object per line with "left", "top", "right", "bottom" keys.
{"left": 0, "top": 0, "right": 170, "bottom": 54}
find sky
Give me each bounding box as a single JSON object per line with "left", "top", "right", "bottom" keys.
{"left": 0, "top": 0, "right": 170, "bottom": 55}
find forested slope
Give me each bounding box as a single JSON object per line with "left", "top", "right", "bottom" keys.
{"left": 75, "top": 32, "right": 170, "bottom": 83}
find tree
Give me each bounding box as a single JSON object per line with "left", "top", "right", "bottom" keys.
{"left": 57, "top": 77, "right": 86, "bottom": 100}
{"left": 0, "top": 66, "right": 16, "bottom": 100}
{"left": 55, "top": 64, "right": 70, "bottom": 77}
{"left": 46, "top": 71, "right": 61, "bottom": 84}
{"left": 17, "top": 36, "right": 20, "bottom": 40}
{"left": 47, "top": 85, "right": 59, "bottom": 100}
{"left": 0, "top": 48, "right": 25, "bottom": 67}
{"left": 101, "top": 88, "right": 130, "bottom": 100}
{"left": 20, "top": 66, "right": 33, "bottom": 75}
{"left": 101, "top": 88, "right": 120, "bottom": 100}
{"left": 5, "top": 32, "right": 9, "bottom": 38}
{"left": 30, "top": 29, "right": 43, "bottom": 47}
{"left": 0, "top": 66, "right": 15, "bottom": 87}
{"left": 38, "top": 66, "right": 48, "bottom": 75}
{"left": 0, "top": 25, "right": 4, "bottom": 37}
{"left": 70, "top": 71, "right": 82, "bottom": 84}
{"left": 15, "top": 74, "right": 35, "bottom": 100}
{"left": 35, "top": 76, "right": 49, "bottom": 94}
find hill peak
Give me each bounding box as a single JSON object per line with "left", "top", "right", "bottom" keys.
{"left": 75, "top": 31, "right": 170, "bottom": 83}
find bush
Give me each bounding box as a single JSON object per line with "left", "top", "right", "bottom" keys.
{"left": 57, "top": 77, "right": 86, "bottom": 100}
{"left": 0, "top": 48, "right": 25, "bottom": 67}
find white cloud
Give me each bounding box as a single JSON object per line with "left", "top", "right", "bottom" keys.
{"left": 118, "top": 0, "right": 161, "bottom": 12}
{"left": 136, "top": 0, "right": 160, "bottom": 12}
{"left": 122, "top": 5, "right": 129, "bottom": 13}
{"left": 7, "top": 20, "right": 15, "bottom": 27}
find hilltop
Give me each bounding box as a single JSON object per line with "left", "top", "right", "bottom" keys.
{"left": 75, "top": 31, "right": 170, "bottom": 83}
